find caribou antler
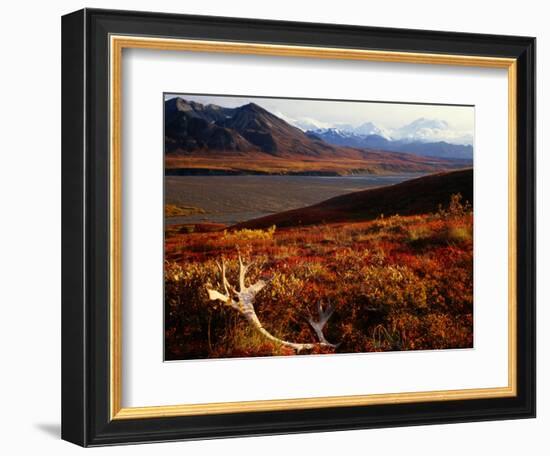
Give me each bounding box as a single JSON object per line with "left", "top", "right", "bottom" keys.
{"left": 206, "top": 255, "right": 338, "bottom": 352}
{"left": 308, "top": 301, "right": 339, "bottom": 348}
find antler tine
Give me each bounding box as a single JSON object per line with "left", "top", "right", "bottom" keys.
{"left": 308, "top": 301, "right": 338, "bottom": 347}
{"left": 213, "top": 257, "right": 233, "bottom": 297}
{"left": 220, "top": 258, "right": 231, "bottom": 296}
{"left": 237, "top": 253, "right": 253, "bottom": 291}
{"left": 317, "top": 301, "right": 335, "bottom": 326}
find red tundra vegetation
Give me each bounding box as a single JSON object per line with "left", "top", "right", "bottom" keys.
{"left": 164, "top": 191, "right": 473, "bottom": 360}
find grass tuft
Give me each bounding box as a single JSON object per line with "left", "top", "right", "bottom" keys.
{"left": 165, "top": 204, "right": 206, "bottom": 217}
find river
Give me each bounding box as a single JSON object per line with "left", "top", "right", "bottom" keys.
{"left": 165, "top": 173, "right": 424, "bottom": 226}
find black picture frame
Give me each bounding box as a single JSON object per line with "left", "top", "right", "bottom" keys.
{"left": 62, "top": 8, "right": 536, "bottom": 447}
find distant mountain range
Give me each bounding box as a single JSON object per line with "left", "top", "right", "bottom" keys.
{"left": 165, "top": 97, "right": 472, "bottom": 175}
{"left": 306, "top": 127, "right": 473, "bottom": 160}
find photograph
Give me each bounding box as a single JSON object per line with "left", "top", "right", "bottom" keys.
{"left": 163, "top": 94, "right": 475, "bottom": 360}
{"left": 58, "top": 5, "right": 537, "bottom": 448}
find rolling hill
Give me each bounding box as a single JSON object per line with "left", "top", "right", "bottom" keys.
{"left": 232, "top": 168, "right": 473, "bottom": 229}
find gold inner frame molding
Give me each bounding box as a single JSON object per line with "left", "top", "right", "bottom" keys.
{"left": 109, "top": 35, "right": 518, "bottom": 420}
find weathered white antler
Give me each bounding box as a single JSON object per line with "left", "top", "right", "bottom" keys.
{"left": 206, "top": 255, "right": 338, "bottom": 352}
{"left": 308, "top": 301, "right": 339, "bottom": 348}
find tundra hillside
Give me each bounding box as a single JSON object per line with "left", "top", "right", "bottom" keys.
{"left": 164, "top": 169, "right": 473, "bottom": 359}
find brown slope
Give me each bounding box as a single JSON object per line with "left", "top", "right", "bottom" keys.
{"left": 165, "top": 151, "right": 464, "bottom": 175}
{"left": 232, "top": 168, "right": 473, "bottom": 229}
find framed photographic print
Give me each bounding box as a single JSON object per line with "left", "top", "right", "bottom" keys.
{"left": 61, "top": 8, "right": 536, "bottom": 447}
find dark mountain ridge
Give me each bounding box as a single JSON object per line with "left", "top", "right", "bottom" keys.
{"left": 165, "top": 98, "right": 251, "bottom": 152}
{"left": 165, "top": 98, "right": 341, "bottom": 158}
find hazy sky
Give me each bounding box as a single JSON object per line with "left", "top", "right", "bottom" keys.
{"left": 165, "top": 93, "right": 474, "bottom": 145}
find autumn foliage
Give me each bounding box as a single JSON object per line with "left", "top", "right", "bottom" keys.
{"left": 164, "top": 194, "right": 473, "bottom": 360}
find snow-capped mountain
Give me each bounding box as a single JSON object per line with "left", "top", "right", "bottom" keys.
{"left": 353, "top": 121, "right": 393, "bottom": 139}
{"left": 305, "top": 118, "right": 472, "bottom": 146}
{"left": 393, "top": 118, "right": 473, "bottom": 145}
{"left": 305, "top": 117, "right": 473, "bottom": 160}
{"left": 288, "top": 117, "right": 332, "bottom": 132}
{"left": 291, "top": 117, "right": 392, "bottom": 137}
{"left": 308, "top": 123, "right": 473, "bottom": 161}
{"left": 308, "top": 122, "right": 392, "bottom": 139}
